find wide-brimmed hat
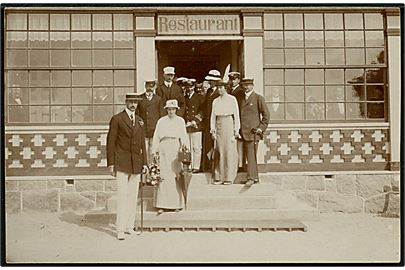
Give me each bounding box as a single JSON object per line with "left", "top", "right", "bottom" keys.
{"left": 186, "top": 78, "right": 196, "bottom": 86}
{"left": 216, "top": 80, "right": 228, "bottom": 87}
{"left": 163, "top": 66, "right": 175, "bottom": 75}
{"left": 176, "top": 77, "right": 188, "bottom": 84}
{"left": 125, "top": 93, "right": 142, "bottom": 101}
{"left": 241, "top": 78, "right": 254, "bottom": 85}
{"left": 164, "top": 99, "right": 180, "bottom": 109}
{"left": 205, "top": 70, "right": 221, "bottom": 81}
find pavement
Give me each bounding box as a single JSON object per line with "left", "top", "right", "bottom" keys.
{"left": 5, "top": 211, "right": 401, "bottom": 264}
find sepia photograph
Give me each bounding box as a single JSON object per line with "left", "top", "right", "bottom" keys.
{"left": 2, "top": 2, "right": 403, "bottom": 265}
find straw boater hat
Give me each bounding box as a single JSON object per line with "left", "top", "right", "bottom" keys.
{"left": 164, "top": 99, "right": 180, "bottom": 109}
{"left": 144, "top": 79, "right": 156, "bottom": 87}
{"left": 241, "top": 78, "right": 254, "bottom": 85}
{"left": 205, "top": 70, "right": 221, "bottom": 81}
{"left": 125, "top": 93, "right": 142, "bottom": 101}
{"left": 186, "top": 78, "right": 196, "bottom": 86}
{"left": 228, "top": 72, "right": 241, "bottom": 79}
{"left": 163, "top": 66, "right": 175, "bottom": 75}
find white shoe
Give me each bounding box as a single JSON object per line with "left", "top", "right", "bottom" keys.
{"left": 117, "top": 232, "right": 125, "bottom": 240}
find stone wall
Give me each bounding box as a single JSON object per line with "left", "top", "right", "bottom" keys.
{"left": 262, "top": 173, "right": 400, "bottom": 217}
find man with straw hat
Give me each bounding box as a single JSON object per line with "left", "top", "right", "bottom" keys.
{"left": 157, "top": 66, "right": 186, "bottom": 117}
{"left": 107, "top": 93, "right": 148, "bottom": 240}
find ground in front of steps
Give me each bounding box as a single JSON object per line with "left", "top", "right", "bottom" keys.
{"left": 5, "top": 212, "right": 400, "bottom": 264}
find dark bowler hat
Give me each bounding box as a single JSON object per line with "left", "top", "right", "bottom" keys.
{"left": 241, "top": 78, "right": 254, "bottom": 85}
{"left": 125, "top": 93, "right": 142, "bottom": 101}
{"left": 228, "top": 72, "right": 241, "bottom": 79}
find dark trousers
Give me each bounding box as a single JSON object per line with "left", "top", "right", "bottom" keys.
{"left": 243, "top": 140, "right": 258, "bottom": 180}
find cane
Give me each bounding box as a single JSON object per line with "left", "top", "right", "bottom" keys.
{"left": 140, "top": 173, "right": 144, "bottom": 233}
{"left": 253, "top": 133, "right": 259, "bottom": 183}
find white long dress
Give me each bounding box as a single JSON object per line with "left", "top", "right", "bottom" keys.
{"left": 152, "top": 115, "right": 188, "bottom": 209}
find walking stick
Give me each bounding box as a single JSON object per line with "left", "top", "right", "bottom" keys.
{"left": 253, "top": 133, "right": 259, "bottom": 183}
{"left": 140, "top": 173, "right": 144, "bottom": 233}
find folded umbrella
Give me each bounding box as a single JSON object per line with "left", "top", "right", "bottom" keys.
{"left": 180, "top": 169, "right": 193, "bottom": 210}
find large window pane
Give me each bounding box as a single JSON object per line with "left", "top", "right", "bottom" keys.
{"left": 72, "top": 88, "right": 92, "bottom": 104}
{"left": 366, "top": 48, "right": 384, "bottom": 64}
{"left": 346, "top": 48, "right": 365, "bottom": 65}
{"left": 50, "top": 32, "right": 70, "bottom": 48}
{"left": 9, "top": 87, "right": 29, "bottom": 104}
{"left": 305, "top": 69, "right": 324, "bottom": 84}
{"left": 325, "top": 69, "right": 344, "bottom": 84}
{"left": 326, "top": 86, "right": 345, "bottom": 102}
{"left": 264, "top": 69, "right": 284, "bottom": 85}
{"left": 306, "top": 86, "right": 324, "bottom": 102}
{"left": 286, "top": 103, "right": 304, "bottom": 120}
{"left": 93, "top": 14, "right": 112, "bottom": 30}
{"left": 113, "top": 32, "right": 133, "bottom": 48}
{"left": 93, "top": 50, "right": 113, "bottom": 66}
{"left": 8, "top": 71, "right": 28, "bottom": 87}
{"left": 114, "top": 87, "right": 132, "bottom": 103}
{"left": 284, "top": 14, "right": 303, "bottom": 30}
{"left": 264, "top": 31, "right": 283, "bottom": 47}
{"left": 29, "top": 14, "right": 48, "bottom": 30}
{"left": 325, "top": 49, "right": 344, "bottom": 65}
{"left": 285, "top": 49, "right": 304, "bottom": 65}
{"left": 72, "top": 50, "right": 92, "bottom": 67}
{"left": 285, "top": 69, "right": 304, "bottom": 84}
{"left": 71, "top": 14, "right": 91, "bottom": 30}
{"left": 306, "top": 49, "right": 324, "bottom": 65}
{"left": 50, "top": 50, "right": 70, "bottom": 67}
{"left": 72, "top": 71, "right": 92, "bottom": 86}
{"left": 30, "top": 106, "right": 50, "bottom": 122}
{"left": 267, "top": 103, "right": 284, "bottom": 120}
{"left": 264, "top": 86, "right": 284, "bottom": 102}
{"left": 7, "top": 50, "right": 28, "bottom": 67}
{"left": 72, "top": 32, "right": 91, "bottom": 48}
{"left": 324, "top": 14, "right": 343, "bottom": 29}
{"left": 325, "top": 31, "right": 344, "bottom": 47}
{"left": 114, "top": 70, "right": 134, "bottom": 86}
{"left": 93, "top": 32, "right": 112, "bottom": 48}
{"left": 51, "top": 71, "right": 71, "bottom": 86}
{"left": 366, "top": 85, "right": 384, "bottom": 101}
{"left": 30, "top": 88, "right": 49, "bottom": 104}
{"left": 367, "top": 103, "right": 384, "bottom": 118}
{"left": 113, "top": 14, "right": 133, "bottom": 30}
{"left": 52, "top": 88, "right": 71, "bottom": 104}
{"left": 93, "top": 88, "right": 113, "bottom": 103}
{"left": 365, "top": 31, "right": 384, "bottom": 47}
{"left": 346, "top": 85, "right": 365, "bottom": 101}
{"left": 345, "top": 31, "right": 364, "bottom": 47}
{"left": 8, "top": 105, "right": 29, "bottom": 123}
{"left": 72, "top": 106, "right": 92, "bottom": 122}
{"left": 304, "top": 14, "right": 323, "bottom": 29}
{"left": 365, "top": 13, "right": 383, "bottom": 29}
{"left": 28, "top": 32, "right": 48, "bottom": 48}
{"left": 347, "top": 103, "right": 365, "bottom": 119}
{"left": 114, "top": 50, "right": 134, "bottom": 66}
{"left": 305, "top": 31, "right": 323, "bottom": 47}
{"left": 30, "top": 71, "right": 50, "bottom": 86}
{"left": 285, "top": 31, "right": 303, "bottom": 47}
{"left": 94, "top": 105, "right": 113, "bottom": 122}
{"left": 326, "top": 103, "right": 345, "bottom": 119}
{"left": 93, "top": 70, "right": 113, "bottom": 86}
{"left": 29, "top": 50, "right": 49, "bottom": 67}
{"left": 7, "top": 32, "right": 27, "bottom": 48}
{"left": 50, "top": 14, "right": 70, "bottom": 30}
{"left": 306, "top": 103, "right": 325, "bottom": 120}
{"left": 264, "top": 49, "right": 284, "bottom": 65}
{"left": 344, "top": 13, "right": 363, "bottom": 29}
{"left": 7, "top": 14, "right": 27, "bottom": 30}
{"left": 285, "top": 86, "right": 304, "bottom": 102}
{"left": 264, "top": 14, "right": 283, "bottom": 30}
{"left": 51, "top": 106, "right": 71, "bottom": 122}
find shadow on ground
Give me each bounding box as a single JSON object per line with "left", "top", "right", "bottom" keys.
{"left": 59, "top": 212, "right": 116, "bottom": 238}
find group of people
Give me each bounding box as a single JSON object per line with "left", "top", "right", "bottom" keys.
{"left": 106, "top": 65, "right": 269, "bottom": 240}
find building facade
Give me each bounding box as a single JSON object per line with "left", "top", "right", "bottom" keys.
{"left": 3, "top": 6, "right": 401, "bottom": 213}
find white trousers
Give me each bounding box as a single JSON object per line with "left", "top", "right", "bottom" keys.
{"left": 145, "top": 138, "right": 153, "bottom": 164}
{"left": 188, "top": 131, "right": 202, "bottom": 170}
{"left": 237, "top": 139, "right": 244, "bottom": 167}
{"left": 116, "top": 171, "right": 140, "bottom": 233}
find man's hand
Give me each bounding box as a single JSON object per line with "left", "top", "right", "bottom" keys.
{"left": 211, "top": 130, "right": 216, "bottom": 140}
{"left": 108, "top": 165, "right": 116, "bottom": 177}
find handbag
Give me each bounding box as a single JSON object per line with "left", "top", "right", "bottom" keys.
{"left": 178, "top": 139, "right": 191, "bottom": 164}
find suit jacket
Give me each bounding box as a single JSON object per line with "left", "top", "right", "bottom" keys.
{"left": 136, "top": 93, "right": 165, "bottom": 138}
{"left": 240, "top": 92, "right": 270, "bottom": 141}
{"left": 107, "top": 111, "right": 147, "bottom": 174}
{"left": 156, "top": 82, "right": 186, "bottom": 117}
{"left": 230, "top": 85, "right": 244, "bottom": 106}
{"left": 184, "top": 92, "right": 205, "bottom": 133}
{"left": 202, "top": 87, "right": 220, "bottom": 131}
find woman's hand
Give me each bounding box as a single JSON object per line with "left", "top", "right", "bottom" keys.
{"left": 108, "top": 165, "right": 116, "bottom": 177}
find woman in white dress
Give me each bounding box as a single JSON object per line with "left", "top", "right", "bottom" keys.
{"left": 210, "top": 80, "right": 240, "bottom": 185}
{"left": 152, "top": 99, "right": 189, "bottom": 214}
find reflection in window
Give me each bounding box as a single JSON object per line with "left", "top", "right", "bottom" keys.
{"left": 73, "top": 106, "right": 92, "bottom": 122}
{"left": 93, "top": 88, "right": 113, "bottom": 103}
{"left": 306, "top": 103, "right": 325, "bottom": 120}
{"left": 366, "top": 49, "right": 384, "bottom": 64}
{"left": 30, "top": 106, "right": 50, "bottom": 122}
{"left": 367, "top": 103, "right": 384, "bottom": 118}
{"left": 306, "top": 86, "right": 324, "bottom": 102}
{"left": 346, "top": 85, "right": 365, "bottom": 102}
{"left": 51, "top": 106, "right": 71, "bottom": 122}
{"left": 326, "top": 103, "right": 345, "bottom": 120}
{"left": 366, "top": 85, "right": 384, "bottom": 101}
{"left": 267, "top": 103, "right": 284, "bottom": 120}
{"left": 347, "top": 103, "right": 365, "bottom": 119}
{"left": 265, "top": 86, "right": 284, "bottom": 102}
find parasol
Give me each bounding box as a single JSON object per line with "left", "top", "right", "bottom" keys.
{"left": 180, "top": 167, "right": 193, "bottom": 210}
{"left": 222, "top": 64, "right": 230, "bottom": 83}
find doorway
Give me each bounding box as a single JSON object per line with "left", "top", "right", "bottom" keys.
{"left": 156, "top": 40, "right": 243, "bottom": 82}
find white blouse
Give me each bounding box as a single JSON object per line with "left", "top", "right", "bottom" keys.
{"left": 210, "top": 93, "right": 240, "bottom": 134}
{"left": 152, "top": 115, "right": 188, "bottom": 153}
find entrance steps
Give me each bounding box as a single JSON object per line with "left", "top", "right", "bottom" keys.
{"left": 84, "top": 173, "right": 319, "bottom": 231}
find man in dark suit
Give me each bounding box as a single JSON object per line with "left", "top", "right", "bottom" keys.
{"left": 228, "top": 72, "right": 245, "bottom": 170}
{"left": 184, "top": 78, "right": 205, "bottom": 172}
{"left": 201, "top": 69, "right": 221, "bottom": 172}
{"left": 107, "top": 93, "right": 148, "bottom": 240}
{"left": 156, "top": 66, "right": 186, "bottom": 117}
{"left": 239, "top": 78, "right": 270, "bottom": 187}
{"left": 137, "top": 79, "right": 165, "bottom": 164}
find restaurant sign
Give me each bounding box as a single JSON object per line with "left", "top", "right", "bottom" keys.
{"left": 157, "top": 14, "right": 241, "bottom": 35}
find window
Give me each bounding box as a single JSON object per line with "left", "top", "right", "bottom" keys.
{"left": 263, "top": 12, "right": 386, "bottom": 122}
{"left": 5, "top": 12, "right": 135, "bottom": 124}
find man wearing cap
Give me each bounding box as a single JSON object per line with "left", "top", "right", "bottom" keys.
{"left": 228, "top": 71, "right": 245, "bottom": 171}
{"left": 137, "top": 79, "right": 165, "bottom": 164}
{"left": 107, "top": 93, "right": 148, "bottom": 240}
{"left": 184, "top": 78, "right": 205, "bottom": 173}
{"left": 239, "top": 78, "right": 270, "bottom": 187}
{"left": 201, "top": 69, "right": 221, "bottom": 172}
{"left": 157, "top": 66, "right": 186, "bottom": 117}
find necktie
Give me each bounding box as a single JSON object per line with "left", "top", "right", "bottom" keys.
{"left": 130, "top": 113, "right": 135, "bottom": 126}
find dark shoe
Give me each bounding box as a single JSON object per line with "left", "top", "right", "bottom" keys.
{"left": 244, "top": 179, "right": 255, "bottom": 187}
